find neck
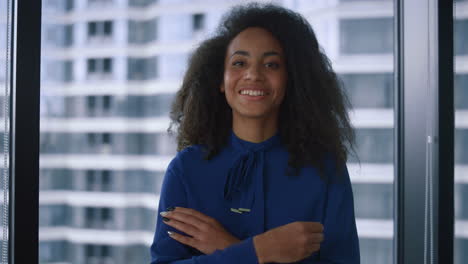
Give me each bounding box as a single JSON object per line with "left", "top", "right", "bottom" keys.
{"left": 232, "top": 113, "right": 278, "bottom": 143}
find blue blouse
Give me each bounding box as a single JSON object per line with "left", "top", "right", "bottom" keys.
{"left": 150, "top": 131, "right": 360, "bottom": 263}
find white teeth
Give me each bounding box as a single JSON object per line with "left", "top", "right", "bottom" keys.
{"left": 240, "top": 90, "right": 266, "bottom": 96}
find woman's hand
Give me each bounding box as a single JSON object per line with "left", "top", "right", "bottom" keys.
{"left": 160, "top": 207, "right": 241, "bottom": 254}
{"left": 253, "top": 221, "right": 324, "bottom": 264}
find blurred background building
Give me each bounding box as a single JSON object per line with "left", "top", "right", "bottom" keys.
{"left": 37, "top": 0, "right": 467, "bottom": 263}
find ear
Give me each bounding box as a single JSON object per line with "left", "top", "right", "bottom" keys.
{"left": 220, "top": 83, "right": 225, "bottom": 93}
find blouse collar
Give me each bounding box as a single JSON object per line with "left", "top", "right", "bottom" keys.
{"left": 229, "top": 130, "right": 281, "bottom": 153}
{"left": 223, "top": 130, "right": 282, "bottom": 211}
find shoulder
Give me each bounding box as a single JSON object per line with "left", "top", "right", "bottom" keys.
{"left": 166, "top": 144, "right": 207, "bottom": 174}
{"left": 322, "top": 152, "right": 349, "bottom": 185}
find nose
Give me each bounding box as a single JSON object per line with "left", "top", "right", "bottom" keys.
{"left": 244, "top": 64, "right": 264, "bottom": 81}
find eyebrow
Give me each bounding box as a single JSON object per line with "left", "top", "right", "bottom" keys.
{"left": 230, "top": 50, "right": 282, "bottom": 58}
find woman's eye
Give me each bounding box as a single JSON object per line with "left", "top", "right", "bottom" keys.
{"left": 232, "top": 61, "right": 245, "bottom": 67}
{"left": 265, "top": 62, "right": 280, "bottom": 69}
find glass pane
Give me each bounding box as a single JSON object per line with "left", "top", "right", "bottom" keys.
{"left": 40, "top": 0, "right": 172, "bottom": 262}
{"left": 331, "top": 1, "right": 395, "bottom": 263}
{"left": 0, "top": 0, "right": 11, "bottom": 261}
{"left": 40, "top": 0, "right": 394, "bottom": 263}
{"left": 454, "top": 1, "right": 468, "bottom": 263}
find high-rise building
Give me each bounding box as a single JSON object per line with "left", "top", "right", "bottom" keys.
{"left": 37, "top": 0, "right": 468, "bottom": 263}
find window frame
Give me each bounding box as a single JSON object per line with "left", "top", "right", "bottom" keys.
{"left": 395, "top": 0, "right": 454, "bottom": 263}
{"left": 9, "top": 0, "right": 42, "bottom": 263}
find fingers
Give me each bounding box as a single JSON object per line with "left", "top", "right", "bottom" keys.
{"left": 168, "top": 231, "right": 197, "bottom": 248}
{"left": 163, "top": 217, "right": 200, "bottom": 237}
{"left": 308, "top": 233, "right": 324, "bottom": 243}
{"left": 300, "top": 221, "right": 324, "bottom": 233}
{"left": 307, "top": 243, "right": 321, "bottom": 254}
{"left": 172, "top": 207, "right": 219, "bottom": 226}
{"left": 162, "top": 211, "right": 212, "bottom": 232}
{"left": 293, "top": 222, "right": 324, "bottom": 245}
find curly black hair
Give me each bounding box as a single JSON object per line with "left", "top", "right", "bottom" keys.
{"left": 168, "top": 2, "right": 356, "bottom": 179}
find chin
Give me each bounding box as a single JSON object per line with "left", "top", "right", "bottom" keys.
{"left": 236, "top": 109, "right": 272, "bottom": 120}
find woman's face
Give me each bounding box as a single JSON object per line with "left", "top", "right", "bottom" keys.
{"left": 221, "top": 27, "right": 287, "bottom": 121}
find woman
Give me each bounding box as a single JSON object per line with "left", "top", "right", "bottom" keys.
{"left": 150, "top": 3, "right": 359, "bottom": 264}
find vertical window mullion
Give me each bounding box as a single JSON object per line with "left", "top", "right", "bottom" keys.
{"left": 10, "top": 0, "right": 42, "bottom": 263}
{"left": 396, "top": 0, "right": 454, "bottom": 263}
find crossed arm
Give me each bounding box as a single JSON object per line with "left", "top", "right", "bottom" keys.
{"left": 150, "top": 166, "right": 359, "bottom": 264}
{"left": 157, "top": 206, "right": 324, "bottom": 264}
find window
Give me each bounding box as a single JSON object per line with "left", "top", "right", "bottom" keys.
{"left": 87, "top": 58, "right": 113, "bottom": 80}
{"left": 455, "top": 129, "right": 468, "bottom": 164}
{"left": 455, "top": 74, "right": 468, "bottom": 109}
{"left": 88, "top": 133, "right": 97, "bottom": 146}
{"left": 127, "top": 56, "right": 158, "bottom": 80}
{"left": 45, "top": 60, "right": 74, "bottom": 82}
{"left": 57, "top": 94, "right": 175, "bottom": 118}
{"left": 40, "top": 205, "right": 70, "bottom": 226}
{"left": 353, "top": 184, "right": 393, "bottom": 219}
{"left": 85, "top": 207, "right": 114, "bottom": 229}
{"left": 103, "top": 95, "right": 112, "bottom": 111}
{"left": 86, "top": 95, "right": 114, "bottom": 116}
{"left": 84, "top": 133, "right": 113, "bottom": 153}
{"left": 65, "top": 0, "right": 74, "bottom": 11}
{"left": 103, "top": 58, "right": 112, "bottom": 73}
{"left": 87, "top": 59, "right": 97, "bottom": 73}
{"left": 63, "top": 60, "right": 73, "bottom": 82}
{"left": 85, "top": 170, "right": 113, "bottom": 192}
{"left": 40, "top": 169, "right": 73, "bottom": 190}
{"left": 340, "top": 74, "right": 393, "bottom": 108}
{"left": 87, "top": 20, "right": 113, "bottom": 42}
{"left": 359, "top": 239, "right": 393, "bottom": 264}
{"left": 128, "top": 0, "right": 157, "bottom": 7}
{"left": 40, "top": 241, "right": 69, "bottom": 263}
{"left": 102, "top": 170, "right": 111, "bottom": 191}
{"left": 340, "top": 18, "right": 393, "bottom": 54}
{"left": 88, "top": 0, "right": 113, "bottom": 7}
{"left": 192, "top": 13, "right": 205, "bottom": 31}
{"left": 128, "top": 18, "right": 158, "bottom": 44}
{"left": 351, "top": 128, "right": 393, "bottom": 163}
{"left": 88, "top": 22, "right": 97, "bottom": 36}
{"left": 455, "top": 19, "right": 468, "bottom": 55}
{"left": 85, "top": 244, "right": 113, "bottom": 264}
{"left": 45, "top": 24, "right": 73, "bottom": 47}
{"left": 87, "top": 96, "right": 96, "bottom": 116}
{"left": 102, "top": 133, "right": 111, "bottom": 145}
{"left": 64, "top": 24, "right": 73, "bottom": 46}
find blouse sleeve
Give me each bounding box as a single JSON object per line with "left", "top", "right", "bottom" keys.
{"left": 316, "top": 164, "right": 360, "bottom": 264}
{"left": 150, "top": 154, "right": 260, "bottom": 264}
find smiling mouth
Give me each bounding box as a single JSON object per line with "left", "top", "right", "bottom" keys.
{"left": 239, "top": 90, "right": 269, "bottom": 96}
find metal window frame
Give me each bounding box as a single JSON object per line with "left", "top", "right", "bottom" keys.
{"left": 9, "top": 0, "right": 42, "bottom": 263}
{"left": 395, "top": 0, "right": 454, "bottom": 263}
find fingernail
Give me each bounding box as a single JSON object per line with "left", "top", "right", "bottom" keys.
{"left": 160, "top": 211, "right": 169, "bottom": 217}
{"left": 162, "top": 217, "right": 170, "bottom": 222}
{"left": 167, "top": 231, "right": 174, "bottom": 236}
{"left": 166, "top": 206, "right": 175, "bottom": 211}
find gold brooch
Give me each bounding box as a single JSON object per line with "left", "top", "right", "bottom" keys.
{"left": 230, "top": 208, "right": 251, "bottom": 214}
